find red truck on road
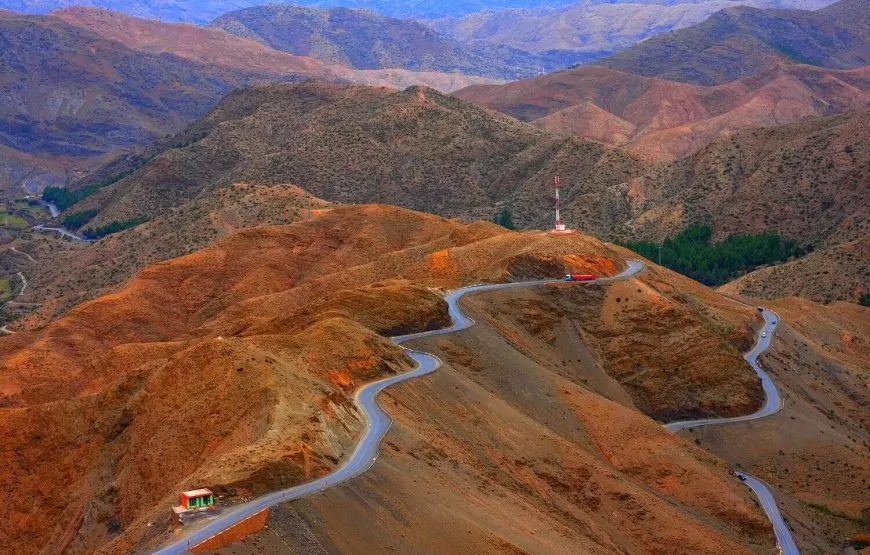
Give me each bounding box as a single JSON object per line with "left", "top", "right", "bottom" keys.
{"left": 563, "top": 274, "right": 597, "bottom": 282}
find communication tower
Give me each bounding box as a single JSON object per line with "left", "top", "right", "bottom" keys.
{"left": 550, "top": 175, "right": 575, "bottom": 235}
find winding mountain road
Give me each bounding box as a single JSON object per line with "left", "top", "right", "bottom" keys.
{"left": 666, "top": 310, "right": 781, "bottom": 432}
{"left": 155, "top": 262, "right": 642, "bottom": 554}
{"left": 664, "top": 308, "right": 798, "bottom": 554}
{"left": 32, "top": 224, "right": 88, "bottom": 242}
{"left": 155, "top": 259, "right": 797, "bottom": 554}
{"left": 737, "top": 472, "right": 800, "bottom": 555}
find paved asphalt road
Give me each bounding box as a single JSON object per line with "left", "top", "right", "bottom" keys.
{"left": 663, "top": 308, "right": 799, "bottom": 554}
{"left": 665, "top": 309, "right": 781, "bottom": 432}
{"left": 155, "top": 261, "right": 642, "bottom": 554}
{"left": 32, "top": 224, "right": 88, "bottom": 242}
{"left": 155, "top": 259, "right": 797, "bottom": 554}
{"left": 737, "top": 472, "right": 800, "bottom": 555}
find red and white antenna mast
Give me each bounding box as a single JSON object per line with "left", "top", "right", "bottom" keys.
{"left": 553, "top": 175, "right": 567, "bottom": 232}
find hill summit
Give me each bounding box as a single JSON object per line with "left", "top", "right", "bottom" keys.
{"left": 58, "top": 81, "right": 645, "bottom": 232}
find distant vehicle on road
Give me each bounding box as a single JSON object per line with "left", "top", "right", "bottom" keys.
{"left": 757, "top": 307, "right": 764, "bottom": 313}
{"left": 762, "top": 332, "right": 767, "bottom": 338}
{"left": 737, "top": 473, "right": 747, "bottom": 482}
{"left": 564, "top": 274, "right": 597, "bottom": 282}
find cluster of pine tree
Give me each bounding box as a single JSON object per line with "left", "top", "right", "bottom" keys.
{"left": 620, "top": 225, "right": 807, "bottom": 286}
{"left": 83, "top": 217, "right": 149, "bottom": 240}
{"left": 61, "top": 209, "right": 99, "bottom": 229}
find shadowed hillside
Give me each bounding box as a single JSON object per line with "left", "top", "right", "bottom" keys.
{"left": 2, "top": 0, "right": 583, "bottom": 22}
{"left": 0, "top": 11, "right": 282, "bottom": 192}
{"left": 720, "top": 235, "right": 870, "bottom": 303}
{"left": 0, "top": 8, "right": 500, "bottom": 195}
{"left": 598, "top": 0, "right": 869, "bottom": 85}
{"left": 613, "top": 109, "right": 870, "bottom": 249}
{"left": 57, "top": 81, "right": 646, "bottom": 232}
{"left": 427, "top": 0, "right": 836, "bottom": 55}
{"left": 210, "top": 4, "right": 594, "bottom": 79}
{"left": 456, "top": 61, "right": 870, "bottom": 162}
{"left": 455, "top": 0, "right": 870, "bottom": 160}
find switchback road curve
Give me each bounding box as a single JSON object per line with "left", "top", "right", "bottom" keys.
{"left": 156, "top": 259, "right": 796, "bottom": 554}
{"left": 666, "top": 310, "right": 781, "bottom": 432}
{"left": 155, "top": 261, "right": 642, "bottom": 554}
{"left": 664, "top": 308, "right": 798, "bottom": 554}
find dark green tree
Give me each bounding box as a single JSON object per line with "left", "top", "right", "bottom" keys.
{"left": 62, "top": 209, "right": 99, "bottom": 229}
{"left": 618, "top": 225, "right": 806, "bottom": 286}
{"left": 83, "top": 217, "right": 149, "bottom": 240}
{"left": 493, "top": 206, "right": 515, "bottom": 230}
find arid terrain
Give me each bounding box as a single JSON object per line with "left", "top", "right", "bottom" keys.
{"left": 599, "top": 0, "right": 870, "bottom": 86}
{"left": 2, "top": 183, "right": 331, "bottom": 324}
{"left": 455, "top": 64, "right": 870, "bottom": 161}
{"left": 209, "top": 4, "right": 591, "bottom": 79}
{"left": 687, "top": 296, "right": 870, "bottom": 553}
{"left": 608, "top": 110, "right": 870, "bottom": 248}
{"left": 720, "top": 235, "right": 870, "bottom": 303}
{"left": 53, "top": 7, "right": 503, "bottom": 92}
{"left": 0, "top": 204, "right": 643, "bottom": 554}
{"left": 426, "top": 0, "right": 835, "bottom": 55}
{"left": 192, "top": 246, "right": 869, "bottom": 555}
{"left": 50, "top": 81, "right": 646, "bottom": 233}
{"left": 0, "top": 8, "right": 499, "bottom": 194}
{"left": 455, "top": 0, "right": 870, "bottom": 161}
{"left": 0, "top": 2, "right": 867, "bottom": 554}
{"left": 1, "top": 0, "right": 583, "bottom": 23}
{"left": 188, "top": 246, "right": 796, "bottom": 555}
{"left": 13, "top": 80, "right": 863, "bottom": 315}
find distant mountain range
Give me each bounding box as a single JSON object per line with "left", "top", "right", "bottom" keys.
{"left": 0, "top": 8, "right": 499, "bottom": 193}
{"left": 426, "top": 0, "right": 836, "bottom": 54}
{"left": 456, "top": 0, "right": 870, "bottom": 158}
{"left": 210, "top": 5, "right": 596, "bottom": 79}
{"left": 599, "top": 0, "right": 869, "bottom": 84}
{"left": 0, "top": 1, "right": 582, "bottom": 23}
{"left": 0, "top": 10, "right": 265, "bottom": 192}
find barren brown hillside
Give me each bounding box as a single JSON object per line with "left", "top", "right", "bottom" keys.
{"left": 473, "top": 261, "right": 765, "bottom": 421}
{"left": 687, "top": 297, "right": 870, "bottom": 553}
{"left": 0, "top": 205, "right": 629, "bottom": 553}
{"left": 0, "top": 11, "right": 269, "bottom": 192}
{"left": 0, "top": 203, "right": 791, "bottom": 554}
{"left": 427, "top": 0, "right": 836, "bottom": 54}
{"left": 455, "top": 64, "right": 870, "bottom": 160}
{"left": 181, "top": 243, "right": 783, "bottom": 555}
{"left": 6, "top": 183, "right": 331, "bottom": 326}
{"left": 720, "top": 235, "right": 870, "bottom": 303}
{"left": 59, "top": 81, "right": 645, "bottom": 233}
{"left": 612, "top": 109, "right": 870, "bottom": 248}
{"left": 53, "top": 7, "right": 501, "bottom": 94}
{"left": 52, "top": 7, "right": 339, "bottom": 77}
{"left": 598, "top": 0, "right": 870, "bottom": 86}
{"left": 0, "top": 8, "right": 498, "bottom": 194}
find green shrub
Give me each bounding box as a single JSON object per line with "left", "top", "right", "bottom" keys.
{"left": 860, "top": 293, "right": 870, "bottom": 307}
